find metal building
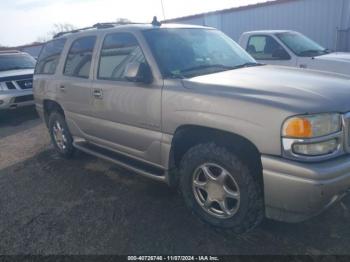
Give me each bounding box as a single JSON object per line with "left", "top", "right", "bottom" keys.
{"left": 164, "top": 0, "right": 350, "bottom": 51}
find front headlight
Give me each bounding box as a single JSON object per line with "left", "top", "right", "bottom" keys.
{"left": 282, "top": 113, "right": 341, "bottom": 138}
{"left": 0, "top": 82, "right": 6, "bottom": 91}
{"left": 282, "top": 113, "right": 343, "bottom": 160}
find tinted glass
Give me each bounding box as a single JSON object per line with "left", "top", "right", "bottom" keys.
{"left": 64, "top": 36, "right": 96, "bottom": 78}
{"left": 36, "top": 38, "right": 66, "bottom": 74}
{"left": 276, "top": 32, "right": 328, "bottom": 57}
{"left": 143, "top": 29, "right": 256, "bottom": 78}
{"left": 247, "top": 35, "right": 287, "bottom": 60}
{"left": 98, "top": 33, "right": 146, "bottom": 80}
{"left": 0, "top": 54, "right": 36, "bottom": 72}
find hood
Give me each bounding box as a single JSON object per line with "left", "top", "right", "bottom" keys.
{"left": 0, "top": 69, "right": 34, "bottom": 79}
{"left": 315, "top": 52, "right": 350, "bottom": 63}
{"left": 182, "top": 65, "right": 350, "bottom": 114}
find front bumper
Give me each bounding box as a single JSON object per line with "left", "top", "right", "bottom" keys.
{"left": 0, "top": 90, "right": 34, "bottom": 110}
{"left": 262, "top": 155, "right": 350, "bottom": 222}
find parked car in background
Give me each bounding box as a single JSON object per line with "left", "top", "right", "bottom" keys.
{"left": 34, "top": 22, "right": 350, "bottom": 233}
{"left": 0, "top": 51, "right": 36, "bottom": 110}
{"left": 239, "top": 30, "right": 350, "bottom": 76}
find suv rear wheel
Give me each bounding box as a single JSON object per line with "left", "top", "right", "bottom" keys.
{"left": 179, "top": 143, "right": 264, "bottom": 233}
{"left": 48, "top": 112, "right": 75, "bottom": 158}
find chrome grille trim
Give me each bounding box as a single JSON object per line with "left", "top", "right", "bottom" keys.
{"left": 342, "top": 112, "right": 350, "bottom": 152}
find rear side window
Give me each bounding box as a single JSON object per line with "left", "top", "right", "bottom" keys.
{"left": 35, "top": 38, "right": 66, "bottom": 74}
{"left": 63, "top": 36, "right": 96, "bottom": 78}
{"left": 98, "top": 32, "right": 145, "bottom": 81}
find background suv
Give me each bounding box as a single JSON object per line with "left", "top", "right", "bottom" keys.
{"left": 34, "top": 22, "right": 350, "bottom": 233}
{"left": 0, "top": 51, "right": 36, "bottom": 110}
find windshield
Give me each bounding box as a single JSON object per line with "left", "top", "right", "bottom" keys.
{"left": 0, "top": 54, "right": 36, "bottom": 72}
{"left": 276, "top": 32, "right": 329, "bottom": 57}
{"left": 143, "top": 28, "right": 258, "bottom": 78}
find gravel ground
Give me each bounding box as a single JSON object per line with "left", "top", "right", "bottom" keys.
{"left": 0, "top": 107, "right": 350, "bottom": 255}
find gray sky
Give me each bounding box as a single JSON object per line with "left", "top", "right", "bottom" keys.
{"left": 0, "top": 0, "right": 269, "bottom": 46}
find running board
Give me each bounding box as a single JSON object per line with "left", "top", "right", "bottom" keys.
{"left": 73, "top": 141, "right": 167, "bottom": 183}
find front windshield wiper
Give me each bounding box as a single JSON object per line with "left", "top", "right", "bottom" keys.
{"left": 231, "top": 62, "right": 263, "bottom": 70}
{"left": 164, "top": 72, "right": 185, "bottom": 79}
{"left": 321, "top": 48, "right": 332, "bottom": 55}
{"left": 167, "top": 63, "right": 263, "bottom": 79}
{"left": 180, "top": 64, "right": 235, "bottom": 74}
{"left": 299, "top": 49, "right": 329, "bottom": 57}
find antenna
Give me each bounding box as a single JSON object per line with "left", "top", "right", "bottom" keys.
{"left": 160, "top": 0, "right": 166, "bottom": 20}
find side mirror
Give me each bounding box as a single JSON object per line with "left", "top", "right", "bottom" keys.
{"left": 272, "top": 48, "right": 291, "bottom": 60}
{"left": 124, "top": 62, "right": 153, "bottom": 84}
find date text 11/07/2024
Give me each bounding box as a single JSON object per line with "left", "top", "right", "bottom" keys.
{"left": 127, "top": 256, "right": 220, "bottom": 261}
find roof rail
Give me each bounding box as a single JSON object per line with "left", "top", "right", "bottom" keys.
{"left": 53, "top": 21, "right": 146, "bottom": 38}
{"left": 53, "top": 26, "right": 95, "bottom": 38}
{"left": 92, "top": 22, "right": 134, "bottom": 28}
{"left": 0, "top": 50, "right": 21, "bottom": 54}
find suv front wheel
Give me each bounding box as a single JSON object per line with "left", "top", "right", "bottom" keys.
{"left": 48, "top": 112, "right": 75, "bottom": 158}
{"left": 179, "top": 143, "right": 264, "bottom": 233}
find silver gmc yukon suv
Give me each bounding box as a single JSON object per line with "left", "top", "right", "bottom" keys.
{"left": 0, "top": 51, "right": 36, "bottom": 110}
{"left": 33, "top": 21, "right": 350, "bottom": 233}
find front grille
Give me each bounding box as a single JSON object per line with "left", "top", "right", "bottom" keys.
{"left": 348, "top": 122, "right": 350, "bottom": 148}
{"left": 16, "top": 79, "right": 33, "bottom": 89}
{"left": 13, "top": 95, "right": 34, "bottom": 103}
{"left": 6, "top": 81, "right": 16, "bottom": 90}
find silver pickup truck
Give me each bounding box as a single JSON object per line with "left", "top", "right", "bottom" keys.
{"left": 239, "top": 30, "right": 350, "bottom": 76}
{"left": 33, "top": 21, "right": 350, "bottom": 233}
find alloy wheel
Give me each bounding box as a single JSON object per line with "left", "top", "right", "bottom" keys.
{"left": 192, "top": 163, "right": 240, "bottom": 219}
{"left": 52, "top": 120, "right": 68, "bottom": 151}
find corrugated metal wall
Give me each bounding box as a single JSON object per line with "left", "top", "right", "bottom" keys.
{"left": 337, "top": 0, "right": 350, "bottom": 51}
{"left": 169, "top": 0, "right": 350, "bottom": 51}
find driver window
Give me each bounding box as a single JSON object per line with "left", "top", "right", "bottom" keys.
{"left": 98, "top": 33, "right": 146, "bottom": 81}
{"left": 247, "top": 35, "right": 289, "bottom": 60}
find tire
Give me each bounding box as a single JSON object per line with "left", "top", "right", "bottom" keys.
{"left": 179, "top": 142, "right": 264, "bottom": 234}
{"left": 48, "top": 112, "right": 75, "bottom": 158}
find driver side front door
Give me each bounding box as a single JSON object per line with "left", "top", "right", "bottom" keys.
{"left": 88, "top": 32, "right": 163, "bottom": 166}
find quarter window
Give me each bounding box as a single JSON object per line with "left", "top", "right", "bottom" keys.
{"left": 98, "top": 33, "right": 146, "bottom": 81}
{"left": 64, "top": 36, "right": 96, "bottom": 78}
{"left": 36, "top": 38, "right": 66, "bottom": 74}
{"left": 247, "top": 35, "right": 290, "bottom": 60}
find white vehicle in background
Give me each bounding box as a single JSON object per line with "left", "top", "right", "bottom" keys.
{"left": 239, "top": 30, "right": 350, "bottom": 76}
{"left": 0, "top": 51, "right": 35, "bottom": 110}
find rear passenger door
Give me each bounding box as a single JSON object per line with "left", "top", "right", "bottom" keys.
{"left": 89, "top": 32, "right": 163, "bottom": 165}
{"left": 34, "top": 38, "right": 66, "bottom": 110}
{"left": 57, "top": 35, "right": 97, "bottom": 135}
{"left": 246, "top": 35, "right": 295, "bottom": 66}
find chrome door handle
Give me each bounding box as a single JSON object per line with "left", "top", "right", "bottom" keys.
{"left": 93, "top": 89, "right": 103, "bottom": 98}
{"left": 59, "top": 85, "right": 65, "bottom": 91}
